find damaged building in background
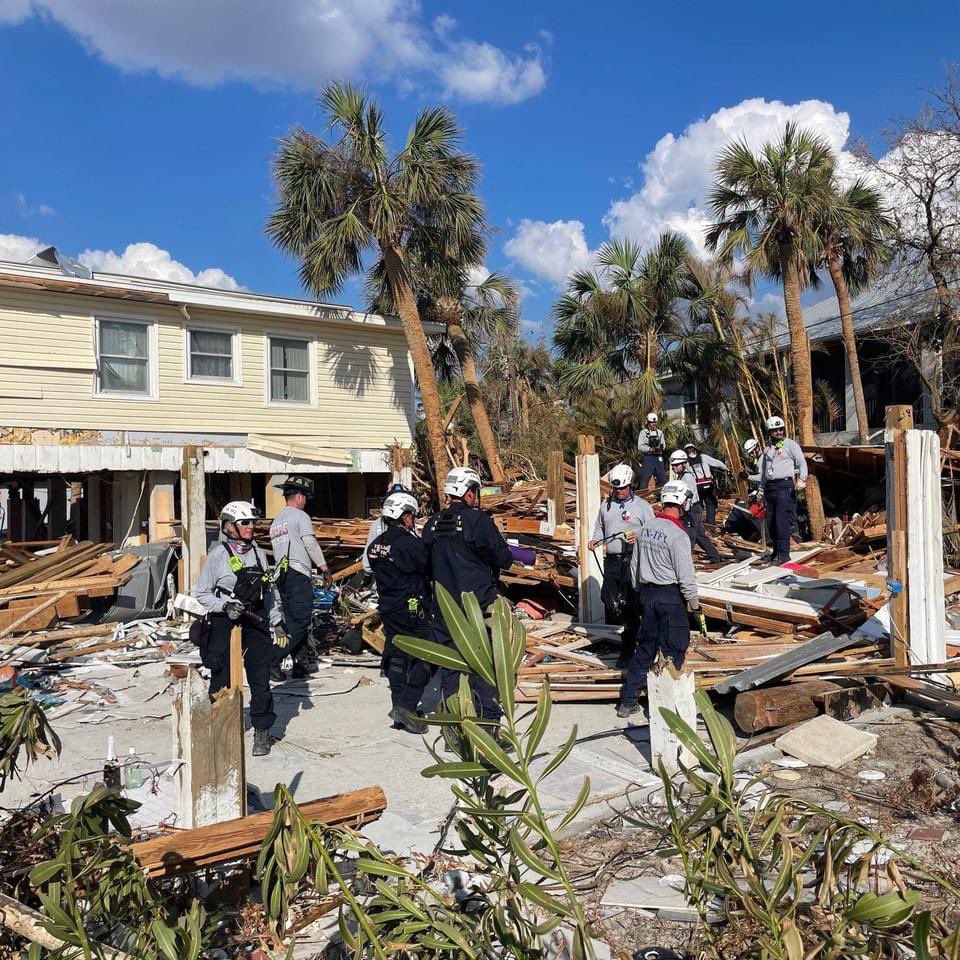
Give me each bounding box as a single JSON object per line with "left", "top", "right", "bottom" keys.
{"left": 0, "top": 249, "right": 417, "bottom": 590}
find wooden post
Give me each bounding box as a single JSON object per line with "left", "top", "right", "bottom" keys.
{"left": 172, "top": 668, "right": 245, "bottom": 828}
{"left": 229, "top": 624, "right": 244, "bottom": 692}
{"left": 905, "top": 428, "right": 947, "bottom": 670}
{"left": 546, "top": 449, "right": 566, "bottom": 529}
{"left": 647, "top": 655, "right": 697, "bottom": 776}
{"left": 265, "top": 474, "right": 286, "bottom": 519}
{"left": 576, "top": 435, "right": 603, "bottom": 623}
{"left": 148, "top": 471, "right": 178, "bottom": 541}
{"left": 885, "top": 405, "right": 913, "bottom": 667}
{"left": 180, "top": 447, "right": 207, "bottom": 594}
{"left": 46, "top": 478, "right": 67, "bottom": 539}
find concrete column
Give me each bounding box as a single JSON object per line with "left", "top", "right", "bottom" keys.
{"left": 112, "top": 471, "right": 145, "bottom": 546}
{"left": 648, "top": 656, "right": 697, "bottom": 776}
{"left": 347, "top": 474, "right": 366, "bottom": 518}
{"left": 86, "top": 476, "right": 104, "bottom": 542}
{"left": 46, "top": 478, "right": 67, "bottom": 539}
{"left": 265, "top": 475, "right": 286, "bottom": 519}
{"left": 148, "top": 471, "right": 178, "bottom": 541}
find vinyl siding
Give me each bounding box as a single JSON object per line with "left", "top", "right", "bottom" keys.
{"left": 0, "top": 288, "right": 415, "bottom": 448}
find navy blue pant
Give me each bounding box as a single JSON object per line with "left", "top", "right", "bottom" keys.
{"left": 621, "top": 584, "right": 690, "bottom": 704}
{"left": 381, "top": 608, "right": 433, "bottom": 714}
{"left": 765, "top": 479, "right": 796, "bottom": 560}
{"left": 432, "top": 609, "right": 502, "bottom": 722}
{"left": 275, "top": 568, "right": 313, "bottom": 665}
{"left": 687, "top": 503, "right": 722, "bottom": 562}
{"left": 638, "top": 454, "right": 666, "bottom": 489}
{"left": 204, "top": 612, "right": 276, "bottom": 730}
{"left": 601, "top": 554, "right": 639, "bottom": 661}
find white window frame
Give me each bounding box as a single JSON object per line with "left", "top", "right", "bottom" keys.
{"left": 265, "top": 332, "right": 315, "bottom": 407}
{"left": 93, "top": 314, "right": 159, "bottom": 401}
{"left": 183, "top": 325, "right": 243, "bottom": 387}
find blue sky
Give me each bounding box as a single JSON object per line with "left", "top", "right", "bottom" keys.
{"left": 1, "top": 1, "right": 958, "bottom": 338}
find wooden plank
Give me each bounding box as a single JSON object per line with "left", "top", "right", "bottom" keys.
{"left": 0, "top": 575, "right": 123, "bottom": 599}
{"left": 229, "top": 625, "right": 243, "bottom": 691}
{"left": 9, "top": 593, "right": 81, "bottom": 619}
{"left": 0, "top": 592, "right": 67, "bottom": 639}
{"left": 131, "top": 786, "right": 387, "bottom": 877}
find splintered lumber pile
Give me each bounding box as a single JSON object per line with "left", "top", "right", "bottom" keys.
{"left": 131, "top": 785, "right": 387, "bottom": 877}
{"left": 0, "top": 540, "right": 138, "bottom": 638}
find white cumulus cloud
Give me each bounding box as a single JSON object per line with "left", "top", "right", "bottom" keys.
{"left": 0, "top": 233, "right": 241, "bottom": 290}
{"left": 78, "top": 242, "right": 242, "bottom": 290}
{"left": 5, "top": 0, "right": 547, "bottom": 105}
{"left": 603, "top": 97, "right": 853, "bottom": 257}
{"left": 504, "top": 219, "right": 595, "bottom": 288}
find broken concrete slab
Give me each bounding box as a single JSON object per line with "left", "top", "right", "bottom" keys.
{"left": 774, "top": 714, "right": 878, "bottom": 770}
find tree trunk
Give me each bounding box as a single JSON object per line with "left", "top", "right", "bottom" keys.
{"left": 382, "top": 244, "right": 449, "bottom": 503}
{"left": 781, "top": 256, "right": 825, "bottom": 540}
{"left": 520, "top": 385, "right": 530, "bottom": 430}
{"left": 827, "top": 255, "right": 870, "bottom": 443}
{"left": 441, "top": 304, "right": 507, "bottom": 484}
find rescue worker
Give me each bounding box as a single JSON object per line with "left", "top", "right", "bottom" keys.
{"left": 269, "top": 475, "right": 331, "bottom": 680}
{"left": 196, "top": 501, "right": 286, "bottom": 756}
{"left": 618, "top": 480, "right": 700, "bottom": 718}
{"left": 587, "top": 463, "right": 654, "bottom": 668}
{"left": 637, "top": 413, "right": 667, "bottom": 490}
{"left": 362, "top": 482, "right": 415, "bottom": 583}
{"left": 368, "top": 491, "right": 432, "bottom": 736}
{"left": 725, "top": 437, "right": 765, "bottom": 541}
{"left": 741, "top": 437, "right": 762, "bottom": 486}
{"left": 757, "top": 416, "right": 808, "bottom": 565}
{"left": 422, "top": 467, "right": 513, "bottom": 722}
{"left": 669, "top": 450, "right": 723, "bottom": 563}
{"left": 683, "top": 442, "right": 728, "bottom": 527}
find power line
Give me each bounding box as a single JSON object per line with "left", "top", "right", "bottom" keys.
{"left": 520, "top": 282, "right": 946, "bottom": 413}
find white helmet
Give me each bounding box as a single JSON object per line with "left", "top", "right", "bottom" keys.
{"left": 608, "top": 463, "right": 634, "bottom": 489}
{"left": 743, "top": 437, "right": 759, "bottom": 456}
{"left": 220, "top": 500, "right": 260, "bottom": 526}
{"left": 382, "top": 492, "right": 419, "bottom": 521}
{"left": 661, "top": 480, "right": 690, "bottom": 508}
{"left": 444, "top": 466, "right": 482, "bottom": 499}
{"left": 646, "top": 412, "right": 658, "bottom": 424}
{"left": 669, "top": 449, "right": 688, "bottom": 466}
{"left": 765, "top": 415, "right": 786, "bottom": 432}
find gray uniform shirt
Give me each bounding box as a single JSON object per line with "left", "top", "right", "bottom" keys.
{"left": 674, "top": 469, "right": 699, "bottom": 505}
{"left": 270, "top": 506, "right": 326, "bottom": 577}
{"left": 688, "top": 453, "right": 727, "bottom": 482}
{"left": 196, "top": 542, "right": 282, "bottom": 626}
{"left": 591, "top": 494, "right": 655, "bottom": 555}
{"left": 759, "top": 439, "right": 808, "bottom": 490}
{"left": 629, "top": 516, "right": 698, "bottom": 605}
{"left": 637, "top": 428, "right": 666, "bottom": 455}
{"left": 362, "top": 517, "right": 386, "bottom": 573}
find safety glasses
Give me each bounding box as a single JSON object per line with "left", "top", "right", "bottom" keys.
{"left": 235, "top": 519, "right": 256, "bottom": 527}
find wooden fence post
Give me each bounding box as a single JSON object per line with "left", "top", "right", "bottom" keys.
{"left": 576, "top": 436, "right": 603, "bottom": 623}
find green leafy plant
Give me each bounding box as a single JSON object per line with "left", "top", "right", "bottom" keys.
{"left": 256, "top": 586, "right": 596, "bottom": 958}
{"left": 0, "top": 688, "right": 61, "bottom": 790}
{"left": 633, "top": 690, "right": 960, "bottom": 960}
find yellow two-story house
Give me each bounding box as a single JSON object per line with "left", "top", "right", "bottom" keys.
{"left": 0, "top": 249, "right": 420, "bottom": 568}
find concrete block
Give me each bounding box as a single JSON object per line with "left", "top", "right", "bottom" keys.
{"left": 774, "top": 714, "right": 878, "bottom": 770}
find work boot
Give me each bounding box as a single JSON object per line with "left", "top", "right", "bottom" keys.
{"left": 390, "top": 708, "right": 428, "bottom": 735}
{"left": 252, "top": 728, "right": 272, "bottom": 756}
{"left": 616, "top": 701, "right": 643, "bottom": 719}
{"left": 292, "top": 660, "right": 319, "bottom": 679}
{"left": 270, "top": 665, "right": 286, "bottom": 683}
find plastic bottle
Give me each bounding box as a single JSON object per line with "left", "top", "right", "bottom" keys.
{"left": 103, "top": 735, "right": 121, "bottom": 789}
{"left": 123, "top": 746, "right": 146, "bottom": 790}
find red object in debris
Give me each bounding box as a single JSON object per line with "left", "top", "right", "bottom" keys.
{"left": 515, "top": 599, "right": 549, "bottom": 620}
{"left": 749, "top": 503, "right": 767, "bottom": 519}
{"left": 906, "top": 827, "right": 946, "bottom": 842}
{"left": 0, "top": 666, "right": 18, "bottom": 691}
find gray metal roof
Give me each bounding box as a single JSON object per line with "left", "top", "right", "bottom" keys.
{"left": 771, "top": 273, "right": 941, "bottom": 348}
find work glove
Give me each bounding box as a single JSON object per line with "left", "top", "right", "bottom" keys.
{"left": 795, "top": 478, "right": 806, "bottom": 493}
{"left": 688, "top": 601, "right": 701, "bottom": 613}
{"left": 273, "top": 627, "right": 290, "bottom": 649}
{"left": 224, "top": 599, "right": 244, "bottom": 621}
{"left": 622, "top": 530, "right": 636, "bottom": 544}
{"left": 359, "top": 569, "right": 374, "bottom": 588}
{"left": 320, "top": 568, "right": 333, "bottom": 588}
{"left": 755, "top": 488, "right": 765, "bottom": 503}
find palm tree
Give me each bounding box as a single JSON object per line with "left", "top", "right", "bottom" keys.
{"left": 817, "top": 179, "right": 895, "bottom": 443}
{"left": 706, "top": 122, "right": 835, "bottom": 537}
{"left": 552, "top": 233, "right": 692, "bottom": 412}
{"left": 267, "top": 82, "right": 484, "bottom": 494}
